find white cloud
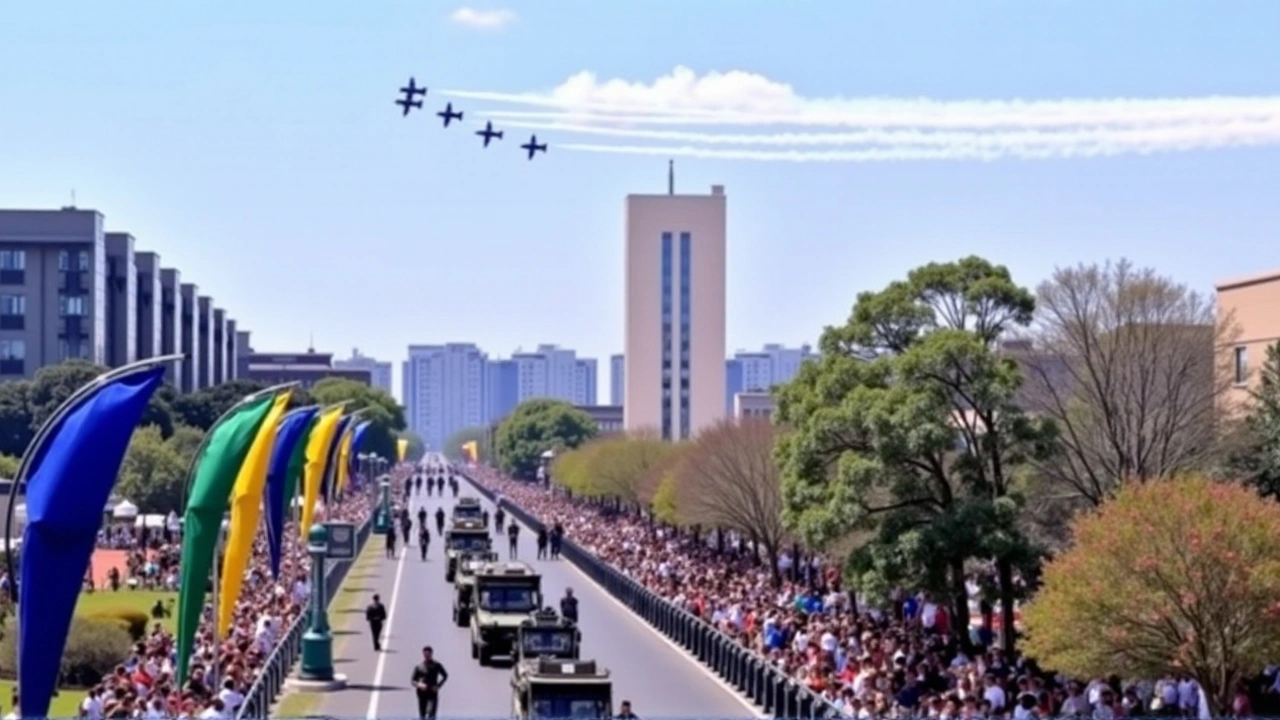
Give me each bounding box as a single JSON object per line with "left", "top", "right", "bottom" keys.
{"left": 441, "top": 66, "right": 1280, "bottom": 162}
{"left": 449, "top": 7, "right": 517, "bottom": 30}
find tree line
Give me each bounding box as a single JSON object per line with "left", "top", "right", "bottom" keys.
{"left": 0, "top": 360, "right": 421, "bottom": 513}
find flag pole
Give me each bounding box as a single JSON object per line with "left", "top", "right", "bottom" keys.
{"left": 180, "top": 381, "right": 298, "bottom": 686}
{"left": 2, "top": 352, "right": 186, "bottom": 603}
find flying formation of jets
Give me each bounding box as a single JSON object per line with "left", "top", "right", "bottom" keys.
{"left": 396, "top": 77, "right": 548, "bottom": 161}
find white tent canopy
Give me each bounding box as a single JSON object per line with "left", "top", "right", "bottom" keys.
{"left": 112, "top": 499, "right": 139, "bottom": 520}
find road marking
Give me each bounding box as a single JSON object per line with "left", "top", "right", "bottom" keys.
{"left": 473, "top": 481, "right": 767, "bottom": 719}
{"left": 366, "top": 533, "right": 409, "bottom": 720}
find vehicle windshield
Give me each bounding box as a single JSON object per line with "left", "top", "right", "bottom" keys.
{"left": 522, "top": 629, "right": 572, "bottom": 655}
{"left": 530, "top": 697, "right": 610, "bottom": 719}
{"left": 453, "top": 506, "right": 482, "bottom": 519}
{"left": 479, "top": 585, "right": 538, "bottom": 612}
{"left": 448, "top": 534, "right": 490, "bottom": 550}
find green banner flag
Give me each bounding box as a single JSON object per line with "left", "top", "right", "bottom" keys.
{"left": 175, "top": 392, "right": 279, "bottom": 685}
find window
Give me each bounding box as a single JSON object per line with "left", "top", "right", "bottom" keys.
{"left": 661, "top": 232, "right": 673, "bottom": 439}
{"left": 59, "top": 339, "right": 89, "bottom": 361}
{"left": 59, "top": 294, "right": 87, "bottom": 316}
{"left": 679, "top": 232, "right": 692, "bottom": 440}
{"left": 0, "top": 251, "right": 25, "bottom": 270}
{"left": 1234, "top": 346, "right": 1249, "bottom": 385}
{"left": 0, "top": 340, "right": 24, "bottom": 360}
{"left": 79, "top": 249, "right": 91, "bottom": 270}
{"left": 0, "top": 294, "right": 24, "bottom": 315}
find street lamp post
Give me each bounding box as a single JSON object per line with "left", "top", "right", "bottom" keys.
{"left": 374, "top": 476, "right": 392, "bottom": 535}
{"left": 299, "top": 524, "right": 335, "bottom": 681}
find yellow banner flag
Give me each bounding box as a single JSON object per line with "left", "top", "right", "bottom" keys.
{"left": 300, "top": 405, "right": 345, "bottom": 539}
{"left": 218, "top": 389, "right": 292, "bottom": 636}
{"left": 336, "top": 424, "right": 355, "bottom": 492}
{"left": 396, "top": 437, "right": 409, "bottom": 463}
{"left": 461, "top": 440, "right": 478, "bottom": 462}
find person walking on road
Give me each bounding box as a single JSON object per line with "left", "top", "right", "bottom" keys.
{"left": 400, "top": 513, "right": 412, "bottom": 547}
{"left": 365, "top": 594, "right": 388, "bottom": 651}
{"left": 417, "top": 506, "right": 428, "bottom": 534}
{"left": 507, "top": 522, "right": 520, "bottom": 559}
{"left": 385, "top": 526, "right": 398, "bottom": 558}
{"left": 435, "top": 507, "right": 445, "bottom": 536}
{"left": 560, "top": 588, "right": 578, "bottom": 623}
{"left": 536, "top": 527, "right": 549, "bottom": 560}
{"left": 411, "top": 646, "right": 449, "bottom": 720}
{"left": 418, "top": 526, "right": 430, "bottom": 561}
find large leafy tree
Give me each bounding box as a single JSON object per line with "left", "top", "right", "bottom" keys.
{"left": 171, "top": 379, "right": 269, "bottom": 430}
{"left": 775, "top": 256, "right": 1055, "bottom": 651}
{"left": 550, "top": 432, "right": 674, "bottom": 505}
{"left": 1022, "top": 476, "right": 1280, "bottom": 715}
{"left": 116, "top": 425, "right": 188, "bottom": 513}
{"left": 309, "top": 377, "right": 405, "bottom": 461}
{"left": 495, "top": 399, "right": 597, "bottom": 480}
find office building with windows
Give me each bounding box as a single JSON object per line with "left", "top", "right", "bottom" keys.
{"left": 334, "top": 348, "right": 394, "bottom": 396}
{"left": 224, "top": 318, "right": 238, "bottom": 383}
{"left": 0, "top": 209, "right": 245, "bottom": 385}
{"left": 486, "top": 358, "right": 519, "bottom": 422}
{"left": 510, "top": 344, "right": 597, "bottom": 407}
{"left": 724, "top": 343, "right": 817, "bottom": 414}
{"left": 179, "top": 283, "right": 199, "bottom": 392}
{"left": 196, "top": 296, "right": 214, "bottom": 388}
{"left": 610, "top": 353, "right": 624, "bottom": 406}
{"left": 403, "top": 343, "right": 489, "bottom": 452}
{"left": 623, "top": 184, "right": 727, "bottom": 440}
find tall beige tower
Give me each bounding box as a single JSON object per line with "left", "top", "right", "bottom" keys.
{"left": 623, "top": 180, "right": 727, "bottom": 441}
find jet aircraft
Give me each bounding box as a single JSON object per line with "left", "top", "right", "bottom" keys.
{"left": 521, "top": 135, "right": 548, "bottom": 160}
{"left": 396, "top": 77, "right": 427, "bottom": 116}
{"left": 476, "top": 121, "right": 504, "bottom": 147}
{"left": 437, "top": 103, "right": 463, "bottom": 127}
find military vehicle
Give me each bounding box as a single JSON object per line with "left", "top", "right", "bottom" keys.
{"left": 452, "top": 496, "right": 484, "bottom": 523}
{"left": 516, "top": 607, "right": 581, "bottom": 662}
{"left": 511, "top": 658, "right": 613, "bottom": 720}
{"left": 470, "top": 561, "right": 542, "bottom": 665}
{"left": 452, "top": 550, "right": 499, "bottom": 626}
{"left": 444, "top": 519, "right": 492, "bottom": 582}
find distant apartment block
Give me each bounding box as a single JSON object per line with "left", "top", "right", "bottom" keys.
{"left": 725, "top": 343, "right": 817, "bottom": 415}
{"left": 334, "top": 347, "right": 394, "bottom": 396}
{"left": 732, "top": 391, "right": 775, "bottom": 420}
{"left": 487, "top": 359, "right": 519, "bottom": 422}
{"left": 403, "top": 343, "right": 489, "bottom": 452}
{"left": 610, "top": 353, "right": 624, "bottom": 405}
{"left": 512, "top": 344, "right": 597, "bottom": 407}
{"left": 236, "top": 332, "right": 371, "bottom": 389}
{"left": 135, "top": 252, "right": 161, "bottom": 365}
{"left": 577, "top": 404, "right": 623, "bottom": 435}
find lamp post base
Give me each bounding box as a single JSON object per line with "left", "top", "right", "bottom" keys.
{"left": 299, "top": 630, "right": 336, "bottom": 681}
{"left": 286, "top": 673, "right": 348, "bottom": 692}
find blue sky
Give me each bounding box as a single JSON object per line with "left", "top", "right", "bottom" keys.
{"left": 3, "top": 1, "right": 1279, "bottom": 400}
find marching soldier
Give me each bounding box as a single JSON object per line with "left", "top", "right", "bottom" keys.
{"left": 365, "top": 594, "right": 388, "bottom": 651}
{"left": 507, "top": 521, "right": 520, "bottom": 559}
{"left": 418, "top": 525, "right": 430, "bottom": 561}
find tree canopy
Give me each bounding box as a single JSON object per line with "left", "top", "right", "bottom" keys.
{"left": 775, "top": 256, "right": 1055, "bottom": 650}
{"left": 443, "top": 426, "right": 491, "bottom": 462}
{"left": 309, "top": 378, "right": 406, "bottom": 461}
{"left": 495, "top": 399, "right": 597, "bottom": 480}
{"left": 116, "top": 425, "right": 189, "bottom": 513}
{"left": 170, "top": 379, "right": 271, "bottom": 430}
{"left": 551, "top": 431, "right": 677, "bottom": 504}
{"left": 1022, "top": 476, "right": 1280, "bottom": 715}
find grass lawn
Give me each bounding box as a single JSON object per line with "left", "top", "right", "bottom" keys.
{"left": 0, "top": 679, "right": 82, "bottom": 718}
{"left": 76, "top": 590, "right": 178, "bottom": 634}
{"left": 274, "top": 538, "right": 381, "bottom": 718}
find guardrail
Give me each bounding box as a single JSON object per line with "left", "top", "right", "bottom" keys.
{"left": 464, "top": 474, "right": 840, "bottom": 720}
{"left": 236, "top": 516, "right": 374, "bottom": 720}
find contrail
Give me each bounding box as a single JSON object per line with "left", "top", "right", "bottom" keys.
{"left": 495, "top": 118, "right": 1280, "bottom": 150}
{"left": 558, "top": 141, "right": 1261, "bottom": 162}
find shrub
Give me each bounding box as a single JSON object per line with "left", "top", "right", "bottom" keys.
{"left": 85, "top": 608, "right": 149, "bottom": 641}
{"left": 0, "top": 616, "right": 132, "bottom": 686}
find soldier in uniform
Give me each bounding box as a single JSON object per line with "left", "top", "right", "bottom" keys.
{"left": 385, "top": 524, "right": 398, "bottom": 558}
{"left": 507, "top": 521, "right": 520, "bottom": 559}
{"left": 365, "top": 594, "right": 388, "bottom": 651}
{"left": 435, "top": 507, "right": 445, "bottom": 536}
{"left": 560, "top": 587, "right": 579, "bottom": 623}
{"left": 418, "top": 525, "right": 430, "bottom": 561}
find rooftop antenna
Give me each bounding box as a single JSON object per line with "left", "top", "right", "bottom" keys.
{"left": 308, "top": 332, "right": 315, "bottom": 354}
{"left": 667, "top": 160, "right": 674, "bottom": 195}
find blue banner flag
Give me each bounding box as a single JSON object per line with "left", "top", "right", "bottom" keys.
{"left": 17, "top": 364, "right": 167, "bottom": 719}
{"left": 348, "top": 420, "right": 372, "bottom": 487}
{"left": 265, "top": 405, "right": 320, "bottom": 579}
{"left": 321, "top": 414, "right": 354, "bottom": 501}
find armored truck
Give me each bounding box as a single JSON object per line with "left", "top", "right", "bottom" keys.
{"left": 516, "top": 607, "right": 582, "bottom": 662}
{"left": 452, "top": 550, "right": 499, "bottom": 626}
{"left": 452, "top": 496, "right": 484, "bottom": 523}
{"left": 444, "top": 519, "right": 492, "bottom": 582}
{"left": 470, "top": 561, "right": 542, "bottom": 665}
{"left": 511, "top": 658, "right": 613, "bottom": 720}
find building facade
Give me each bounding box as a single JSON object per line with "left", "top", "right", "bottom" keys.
{"left": 105, "top": 233, "right": 137, "bottom": 367}
{"left": 135, "top": 251, "right": 161, "bottom": 364}
{"left": 623, "top": 185, "right": 727, "bottom": 440}
{"left": 732, "top": 391, "right": 775, "bottom": 420}
{"left": 403, "top": 343, "right": 488, "bottom": 452}
{"left": 577, "top": 404, "right": 624, "bottom": 434}
{"left": 610, "top": 353, "right": 624, "bottom": 406}
{"left": 725, "top": 343, "right": 816, "bottom": 414}
{"left": 1217, "top": 268, "right": 1280, "bottom": 414}
{"left": 486, "top": 359, "right": 519, "bottom": 422}
{"left": 334, "top": 347, "right": 394, "bottom": 396}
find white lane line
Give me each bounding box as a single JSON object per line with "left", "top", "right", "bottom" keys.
{"left": 477, "top": 482, "right": 766, "bottom": 719}
{"left": 366, "top": 533, "right": 409, "bottom": 720}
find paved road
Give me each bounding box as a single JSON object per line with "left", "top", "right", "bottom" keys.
{"left": 316, "top": 481, "right": 759, "bottom": 719}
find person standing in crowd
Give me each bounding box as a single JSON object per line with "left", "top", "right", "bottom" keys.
{"left": 536, "top": 527, "right": 549, "bottom": 560}
{"left": 411, "top": 645, "right": 449, "bottom": 720}
{"left": 366, "top": 594, "right": 388, "bottom": 651}
{"left": 507, "top": 521, "right": 520, "bottom": 559}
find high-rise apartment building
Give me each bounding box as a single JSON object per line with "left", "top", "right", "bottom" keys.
{"left": 403, "top": 343, "right": 488, "bottom": 451}
{"left": 0, "top": 208, "right": 243, "bottom": 385}
{"left": 576, "top": 357, "right": 598, "bottom": 406}
{"left": 334, "top": 347, "right": 394, "bottom": 396}
{"left": 725, "top": 343, "right": 816, "bottom": 414}
{"left": 487, "top": 359, "right": 519, "bottom": 421}
{"left": 512, "top": 344, "right": 597, "bottom": 406}
{"left": 610, "top": 353, "right": 624, "bottom": 406}
{"left": 623, "top": 184, "right": 727, "bottom": 440}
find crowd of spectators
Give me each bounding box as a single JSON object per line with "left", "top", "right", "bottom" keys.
{"left": 7, "top": 475, "right": 392, "bottom": 720}
{"left": 472, "top": 466, "right": 1280, "bottom": 720}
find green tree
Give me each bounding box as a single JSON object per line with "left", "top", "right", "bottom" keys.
{"left": 1022, "top": 476, "right": 1280, "bottom": 716}
{"left": 309, "top": 378, "right": 405, "bottom": 461}
{"left": 0, "top": 453, "right": 19, "bottom": 479}
{"left": 398, "top": 430, "right": 426, "bottom": 463}
{"left": 443, "top": 426, "right": 491, "bottom": 462}
{"left": 166, "top": 424, "right": 206, "bottom": 468}
{"left": 116, "top": 425, "right": 188, "bottom": 513}
{"left": 1225, "top": 341, "right": 1280, "bottom": 499}
{"left": 0, "top": 380, "right": 34, "bottom": 457}
{"left": 171, "top": 379, "right": 269, "bottom": 430}
{"left": 495, "top": 399, "right": 597, "bottom": 480}
{"left": 775, "top": 256, "right": 1055, "bottom": 651}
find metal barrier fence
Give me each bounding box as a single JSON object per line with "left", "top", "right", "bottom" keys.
{"left": 235, "top": 516, "right": 374, "bottom": 720}
{"left": 464, "top": 474, "right": 840, "bottom": 720}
